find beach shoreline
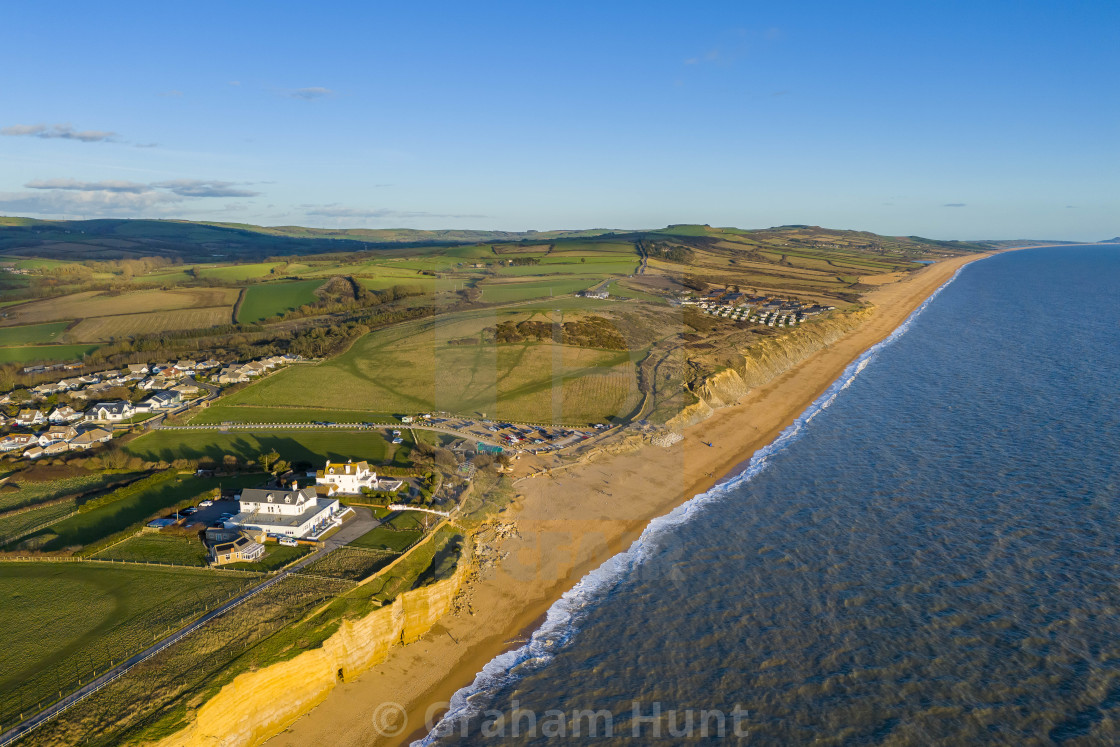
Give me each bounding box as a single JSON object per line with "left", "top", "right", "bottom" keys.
{"left": 268, "top": 250, "right": 996, "bottom": 747}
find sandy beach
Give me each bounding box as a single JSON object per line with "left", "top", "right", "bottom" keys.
{"left": 268, "top": 251, "right": 991, "bottom": 747}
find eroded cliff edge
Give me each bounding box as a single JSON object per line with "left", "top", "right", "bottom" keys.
{"left": 155, "top": 559, "right": 468, "bottom": 747}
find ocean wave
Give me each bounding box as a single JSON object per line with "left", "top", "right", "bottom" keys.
{"left": 413, "top": 260, "right": 980, "bottom": 745}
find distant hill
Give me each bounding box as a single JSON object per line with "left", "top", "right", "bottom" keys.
{"left": 1099, "top": 237, "right": 1120, "bottom": 244}
{"left": 0, "top": 216, "right": 991, "bottom": 263}
{"left": 977, "top": 239, "right": 1082, "bottom": 249}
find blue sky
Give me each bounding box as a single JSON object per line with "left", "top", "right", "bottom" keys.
{"left": 1, "top": 0, "right": 1116, "bottom": 240}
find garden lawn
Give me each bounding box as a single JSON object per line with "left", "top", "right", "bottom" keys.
{"left": 226, "top": 544, "right": 312, "bottom": 571}
{"left": 348, "top": 526, "right": 422, "bottom": 553}
{"left": 93, "top": 533, "right": 210, "bottom": 566}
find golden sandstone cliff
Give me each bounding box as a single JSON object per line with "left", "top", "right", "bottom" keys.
{"left": 666, "top": 308, "right": 871, "bottom": 431}
{"left": 155, "top": 560, "right": 468, "bottom": 747}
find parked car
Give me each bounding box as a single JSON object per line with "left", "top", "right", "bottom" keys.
{"left": 199, "top": 500, "right": 214, "bottom": 508}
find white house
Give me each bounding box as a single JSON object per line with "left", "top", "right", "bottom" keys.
{"left": 232, "top": 482, "right": 341, "bottom": 539}
{"left": 68, "top": 427, "right": 113, "bottom": 450}
{"left": 142, "top": 390, "right": 182, "bottom": 410}
{"left": 15, "top": 409, "right": 46, "bottom": 427}
{"left": 88, "top": 401, "right": 136, "bottom": 422}
{"left": 0, "top": 434, "right": 36, "bottom": 452}
{"left": 48, "top": 405, "right": 84, "bottom": 423}
{"left": 38, "top": 425, "right": 78, "bottom": 447}
{"left": 315, "top": 459, "right": 404, "bottom": 494}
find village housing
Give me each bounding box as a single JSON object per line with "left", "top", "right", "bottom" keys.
{"left": 0, "top": 354, "right": 301, "bottom": 463}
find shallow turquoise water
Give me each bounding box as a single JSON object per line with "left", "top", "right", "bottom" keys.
{"left": 423, "top": 245, "right": 1120, "bottom": 745}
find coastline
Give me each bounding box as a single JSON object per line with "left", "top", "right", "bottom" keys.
{"left": 268, "top": 250, "right": 995, "bottom": 747}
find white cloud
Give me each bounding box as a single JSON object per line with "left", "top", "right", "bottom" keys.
{"left": 303, "top": 204, "right": 485, "bottom": 219}
{"left": 0, "top": 177, "right": 262, "bottom": 217}
{"left": 289, "top": 87, "right": 335, "bottom": 100}
{"left": 1, "top": 123, "right": 117, "bottom": 142}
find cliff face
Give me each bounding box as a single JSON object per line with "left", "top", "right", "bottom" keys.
{"left": 665, "top": 310, "right": 870, "bottom": 431}
{"left": 156, "top": 561, "right": 467, "bottom": 747}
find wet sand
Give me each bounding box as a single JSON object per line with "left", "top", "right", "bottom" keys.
{"left": 268, "top": 251, "right": 991, "bottom": 747}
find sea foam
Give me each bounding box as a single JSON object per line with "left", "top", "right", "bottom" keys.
{"left": 413, "top": 260, "right": 979, "bottom": 745}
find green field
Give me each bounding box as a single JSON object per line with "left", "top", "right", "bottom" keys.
{"left": 14, "top": 473, "right": 263, "bottom": 552}
{"left": 298, "top": 546, "right": 396, "bottom": 581}
{"left": 226, "top": 544, "right": 311, "bottom": 571}
{"left": 198, "top": 262, "right": 285, "bottom": 282}
{"left": 479, "top": 277, "right": 600, "bottom": 303}
{"left": 125, "top": 431, "right": 402, "bottom": 466}
{"left": 0, "top": 343, "right": 99, "bottom": 364}
{"left": 236, "top": 279, "right": 324, "bottom": 323}
{"left": 348, "top": 526, "right": 422, "bottom": 553}
{"left": 491, "top": 259, "right": 638, "bottom": 277}
{"left": 196, "top": 308, "right": 642, "bottom": 424}
{"left": 0, "top": 562, "right": 249, "bottom": 727}
{"left": 0, "top": 471, "right": 142, "bottom": 513}
{"left": 0, "top": 499, "right": 76, "bottom": 544}
{"left": 92, "top": 533, "right": 210, "bottom": 566}
{"left": 0, "top": 321, "right": 71, "bottom": 346}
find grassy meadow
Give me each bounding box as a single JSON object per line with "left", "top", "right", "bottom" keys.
{"left": 0, "top": 344, "right": 100, "bottom": 364}
{"left": 125, "top": 430, "right": 404, "bottom": 466}
{"left": 92, "top": 533, "right": 210, "bottom": 566}
{"left": 69, "top": 307, "right": 232, "bottom": 341}
{"left": 0, "top": 288, "right": 239, "bottom": 326}
{"left": 236, "top": 278, "right": 324, "bottom": 322}
{"left": 196, "top": 307, "right": 642, "bottom": 424}
{"left": 0, "top": 322, "right": 70, "bottom": 346}
{"left": 0, "top": 562, "right": 249, "bottom": 728}
{"left": 12, "top": 473, "right": 263, "bottom": 553}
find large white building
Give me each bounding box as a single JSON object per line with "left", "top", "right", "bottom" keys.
{"left": 232, "top": 482, "right": 341, "bottom": 539}
{"left": 315, "top": 459, "right": 403, "bottom": 494}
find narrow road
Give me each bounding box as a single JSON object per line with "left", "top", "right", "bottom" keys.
{"left": 0, "top": 508, "right": 377, "bottom": 747}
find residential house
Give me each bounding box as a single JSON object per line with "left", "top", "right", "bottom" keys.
{"left": 68, "top": 427, "right": 113, "bottom": 450}
{"left": 127, "top": 363, "right": 150, "bottom": 375}
{"left": 24, "top": 446, "right": 44, "bottom": 460}
{"left": 142, "top": 390, "right": 181, "bottom": 410}
{"left": 170, "top": 381, "right": 200, "bottom": 397}
{"left": 16, "top": 409, "right": 46, "bottom": 427}
{"left": 42, "top": 441, "right": 69, "bottom": 456}
{"left": 208, "top": 532, "right": 266, "bottom": 566}
{"left": 31, "top": 382, "right": 62, "bottom": 398}
{"left": 196, "top": 359, "right": 221, "bottom": 370}
{"left": 316, "top": 459, "right": 376, "bottom": 494}
{"left": 233, "top": 482, "right": 342, "bottom": 539}
{"left": 174, "top": 359, "right": 198, "bottom": 373}
{"left": 315, "top": 459, "right": 403, "bottom": 494}
{"left": 58, "top": 378, "right": 84, "bottom": 391}
{"left": 39, "top": 425, "right": 78, "bottom": 446}
{"left": 49, "top": 405, "right": 84, "bottom": 423}
{"left": 88, "top": 401, "right": 136, "bottom": 422}
{"left": 0, "top": 434, "right": 36, "bottom": 452}
{"left": 216, "top": 368, "right": 249, "bottom": 384}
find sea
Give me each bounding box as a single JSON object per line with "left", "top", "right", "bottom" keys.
{"left": 418, "top": 244, "right": 1120, "bottom": 745}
